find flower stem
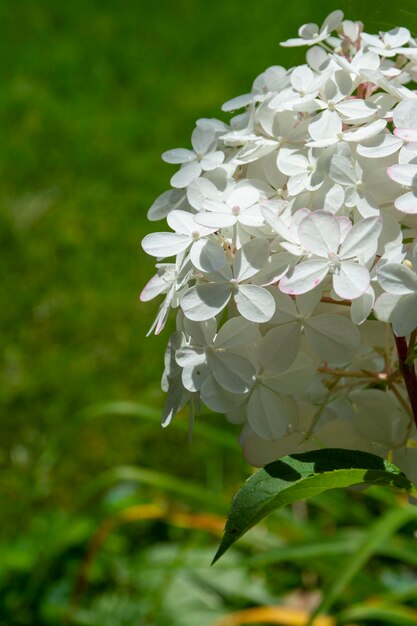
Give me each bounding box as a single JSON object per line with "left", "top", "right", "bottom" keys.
{"left": 394, "top": 333, "right": 417, "bottom": 429}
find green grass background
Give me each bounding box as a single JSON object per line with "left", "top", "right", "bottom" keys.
{"left": 2, "top": 1, "right": 417, "bottom": 624}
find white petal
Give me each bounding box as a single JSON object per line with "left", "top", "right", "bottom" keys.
{"left": 328, "top": 155, "right": 357, "bottom": 185}
{"left": 373, "top": 292, "right": 403, "bottom": 323}
{"left": 161, "top": 377, "right": 188, "bottom": 427}
{"left": 343, "top": 119, "right": 387, "bottom": 143}
{"left": 201, "top": 375, "right": 247, "bottom": 413}
{"left": 181, "top": 360, "right": 210, "bottom": 392}
{"left": 384, "top": 26, "right": 410, "bottom": 48}
{"left": 191, "top": 126, "right": 216, "bottom": 154}
{"left": 377, "top": 263, "right": 417, "bottom": 295}
{"left": 258, "top": 324, "right": 301, "bottom": 373}
{"left": 140, "top": 270, "right": 172, "bottom": 302}
{"left": 148, "top": 189, "right": 186, "bottom": 221}
{"left": 227, "top": 185, "right": 260, "bottom": 210}
{"left": 170, "top": 161, "right": 202, "bottom": 188}
{"left": 183, "top": 317, "right": 217, "bottom": 345}
{"left": 393, "top": 98, "right": 417, "bottom": 129}
{"left": 234, "top": 238, "right": 270, "bottom": 282}
{"left": 247, "top": 386, "right": 292, "bottom": 440}
{"left": 339, "top": 216, "right": 382, "bottom": 260}
{"left": 298, "top": 210, "right": 341, "bottom": 256}
{"left": 190, "top": 239, "right": 227, "bottom": 273}
{"left": 222, "top": 93, "right": 254, "bottom": 112}
{"left": 215, "top": 317, "right": 260, "bottom": 349}
{"left": 142, "top": 232, "right": 191, "bottom": 258}
{"left": 167, "top": 210, "right": 196, "bottom": 236}
{"left": 391, "top": 293, "right": 417, "bottom": 336}
{"left": 280, "top": 260, "right": 330, "bottom": 295}
{"left": 234, "top": 285, "right": 276, "bottom": 322}
{"left": 291, "top": 65, "right": 314, "bottom": 92}
{"left": 180, "top": 283, "right": 231, "bottom": 321}
{"left": 277, "top": 148, "right": 308, "bottom": 176}
{"left": 209, "top": 351, "right": 255, "bottom": 393}
{"left": 357, "top": 133, "right": 403, "bottom": 158}
{"left": 162, "top": 148, "right": 196, "bottom": 164}
{"left": 264, "top": 352, "right": 314, "bottom": 393}
{"left": 309, "top": 109, "right": 342, "bottom": 142}
{"left": 195, "top": 210, "right": 236, "bottom": 229}
{"left": 333, "top": 262, "right": 370, "bottom": 299}
{"left": 350, "top": 287, "right": 375, "bottom": 325}
{"left": 305, "top": 314, "right": 360, "bottom": 363}
{"left": 321, "top": 10, "right": 343, "bottom": 33}
{"left": 176, "top": 346, "right": 206, "bottom": 368}
{"left": 200, "top": 151, "right": 225, "bottom": 171}
{"left": 336, "top": 99, "right": 377, "bottom": 123}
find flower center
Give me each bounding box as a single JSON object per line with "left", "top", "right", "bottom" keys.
{"left": 328, "top": 251, "right": 341, "bottom": 274}
{"left": 232, "top": 205, "right": 241, "bottom": 216}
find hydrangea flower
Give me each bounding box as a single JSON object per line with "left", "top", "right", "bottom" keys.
{"left": 141, "top": 10, "right": 417, "bottom": 485}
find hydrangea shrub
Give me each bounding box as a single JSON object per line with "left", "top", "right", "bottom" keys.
{"left": 141, "top": 10, "right": 417, "bottom": 488}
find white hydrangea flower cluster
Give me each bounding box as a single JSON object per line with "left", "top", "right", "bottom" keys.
{"left": 141, "top": 10, "right": 417, "bottom": 483}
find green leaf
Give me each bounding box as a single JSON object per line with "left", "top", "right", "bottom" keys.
{"left": 213, "top": 448, "right": 416, "bottom": 563}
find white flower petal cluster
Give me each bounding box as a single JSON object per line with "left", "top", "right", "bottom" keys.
{"left": 141, "top": 11, "right": 417, "bottom": 485}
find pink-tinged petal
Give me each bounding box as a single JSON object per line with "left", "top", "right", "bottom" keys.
{"left": 387, "top": 163, "right": 417, "bottom": 187}
{"left": 395, "top": 191, "right": 417, "bottom": 214}
{"left": 140, "top": 272, "right": 169, "bottom": 302}
{"left": 394, "top": 128, "right": 417, "bottom": 142}
{"left": 333, "top": 262, "right": 370, "bottom": 299}
{"left": 279, "top": 260, "right": 330, "bottom": 295}
{"left": 234, "top": 285, "right": 276, "bottom": 322}
{"left": 298, "top": 210, "right": 341, "bottom": 256}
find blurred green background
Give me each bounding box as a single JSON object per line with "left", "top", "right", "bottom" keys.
{"left": 2, "top": 1, "right": 417, "bottom": 624}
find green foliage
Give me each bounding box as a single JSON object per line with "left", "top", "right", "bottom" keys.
{"left": 214, "top": 450, "right": 417, "bottom": 563}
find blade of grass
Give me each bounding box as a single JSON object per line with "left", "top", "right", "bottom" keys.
{"left": 80, "top": 400, "right": 238, "bottom": 450}
{"left": 80, "top": 465, "right": 229, "bottom": 513}
{"left": 309, "top": 505, "right": 417, "bottom": 623}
